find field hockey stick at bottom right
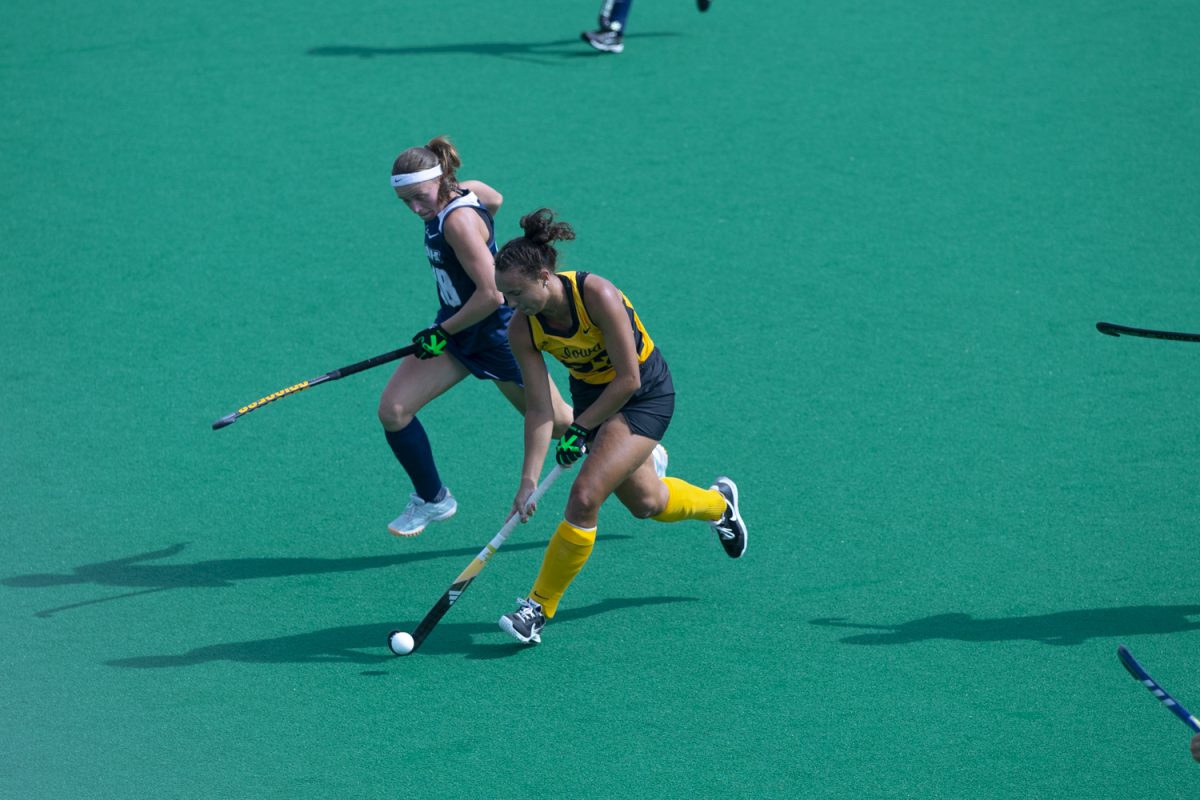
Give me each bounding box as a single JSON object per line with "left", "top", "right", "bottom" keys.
{"left": 388, "top": 463, "right": 569, "bottom": 656}
{"left": 1117, "top": 644, "right": 1200, "bottom": 733}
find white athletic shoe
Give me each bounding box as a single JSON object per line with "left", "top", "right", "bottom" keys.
{"left": 581, "top": 28, "right": 624, "bottom": 54}
{"left": 388, "top": 490, "right": 457, "bottom": 537}
{"left": 652, "top": 443, "right": 669, "bottom": 479}
{"left": 499, "top": 597, "right": 546, "bottom": 644}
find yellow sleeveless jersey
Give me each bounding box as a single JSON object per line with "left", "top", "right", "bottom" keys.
{"left": 527, "top": 271, "right": 655, "bottom": 385}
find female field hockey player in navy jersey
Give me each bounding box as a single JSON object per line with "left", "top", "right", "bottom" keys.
{"left": 379, "top": 138, "right": 571, "bottom": 537}
{"left": 492, "top": 208, "right": 747, "bottom": 645}
{"left": 580, "top": 0, "right": 712, "bottom": 54}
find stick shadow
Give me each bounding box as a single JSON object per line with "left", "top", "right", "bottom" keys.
{"left": 810, "top": 605, "right": 1200, "bottom": 646}
{"left": 106, "top": 595, "right": 698, "bottom": 668}
{"left": 306, "top": 33, "right": 681, "bottom": 64}
{"left": 5, "top": 537, "right": 631, "bottom": 617}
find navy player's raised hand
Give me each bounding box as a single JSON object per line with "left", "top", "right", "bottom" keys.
{"left": 411, "top": 325, "right": 450, "bottom": 359}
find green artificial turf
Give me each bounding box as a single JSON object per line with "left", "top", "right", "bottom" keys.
{"left": 3, "top": 1, "right": 1198, "bottom": 797}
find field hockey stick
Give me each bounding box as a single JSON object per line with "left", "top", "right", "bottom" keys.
{"left": 1117, "top": 645, "right": 1200, "bottom": 733}
{"left": 1096, "top": 322, "right": 1200, "bottom": 343}
{"left": 390, "top": 463, "right": 568, "bottom": 655}
{"left": 211, "top": 343, "right": 419, "bottom": 430}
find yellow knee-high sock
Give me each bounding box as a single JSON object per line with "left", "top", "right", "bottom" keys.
{"left": 650, "top": 477, "right": 726, "bottom": 523}
{"left": 530, "top": 520, "right": 596, "bottom": 618}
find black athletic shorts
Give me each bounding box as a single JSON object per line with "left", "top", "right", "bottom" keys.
{"left": 568, "top": 348, "right": 675, "bottom": 441}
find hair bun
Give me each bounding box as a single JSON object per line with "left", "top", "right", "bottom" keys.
{"left": 520, "top": 208, "right": 575, "bottom": 246}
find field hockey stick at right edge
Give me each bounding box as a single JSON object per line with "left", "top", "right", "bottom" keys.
{"left": 1096, "top": 322, "right": 1200, "bottom": 343}
{"left": 390, "top": 463, "right": 569, "bottom": 655}
{"left": 1117, "top": 645, "right": 1200, "bottom": 733}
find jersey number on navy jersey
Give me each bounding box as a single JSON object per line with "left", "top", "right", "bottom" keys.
{"left": 432, "top": 267, "right": 463, "bottom": 307}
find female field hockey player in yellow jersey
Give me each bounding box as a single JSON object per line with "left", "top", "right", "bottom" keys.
{"left": 492, "top": 208, "right": 747, "bottom": 645}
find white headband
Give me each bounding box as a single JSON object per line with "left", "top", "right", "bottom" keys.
{"left": 391, "top": 166, "right": 443, "bottom": 188}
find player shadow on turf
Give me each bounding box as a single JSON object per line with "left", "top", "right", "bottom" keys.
{"left": 104, "top": 596, "right": 697, "bottom": 668}
{"left": 425, "top": 596, "right": 700, "bottom": 660}
{"left": 306, "top": 34, "right": 680, "bottom": 64}
{"left": 810, "top": 605, "right": 1200, "bottom": 646}
{"left": 5, "top": 538, "right": 631, "bottom": 618}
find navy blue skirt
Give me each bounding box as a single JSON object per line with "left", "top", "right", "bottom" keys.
{"left": 443, "top": 335, "right": 524, "bottom": 385}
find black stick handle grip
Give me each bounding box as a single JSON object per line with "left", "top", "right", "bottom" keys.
{"left": 330, "top": 343, "right": 420, "bottom": 379}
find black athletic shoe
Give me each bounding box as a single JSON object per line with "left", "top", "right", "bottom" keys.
{"left": 499, "top": 597, "right": 546, "bottom": 644}
{"left": 697, "top": 0, "right": 712, "bottom": 11}
{"left": 581, "top": 28, "right": 625, "bottom": 54}
{"left": 709, "top": 476, "right": 747, "bottom": 558}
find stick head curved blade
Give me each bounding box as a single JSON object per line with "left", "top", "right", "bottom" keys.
{"left": 211, "top": 414, "right": 239, "bottom": 430}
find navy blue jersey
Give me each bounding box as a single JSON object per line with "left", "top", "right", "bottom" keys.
{"left": 424, "top": 190, "right": 514, "bottom": 354}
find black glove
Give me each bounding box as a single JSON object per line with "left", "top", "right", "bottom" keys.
{"left": 411, "top": 325, "right": 450, "bottom": 359}
{"left": 555, "top": 423, "right": 591, "bottom": 467}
